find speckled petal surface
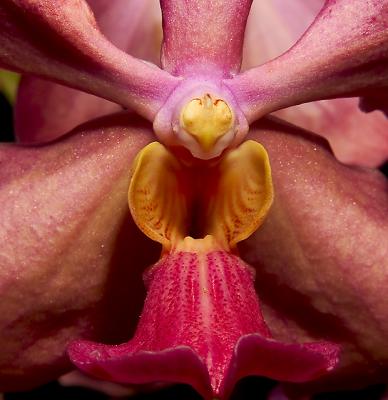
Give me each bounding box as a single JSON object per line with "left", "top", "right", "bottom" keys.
{"left": 0, "top": 113, "right": 159, "bottom": 391}
{"left": 229, "top": 0, "right": 388, "bottom": 166}
{"left": 160, "top": 0, "right": 252, "bottom": 77}
{"left": 69, "top": 250, "right": 338, "bottom": 400}
{"left": 242, "top": 0, "right": 388, "bottom": 168}
{"left": 240, "top": 117, "right": 388, "bottom": 394}
{"left": 0, "top": 0, "right": 178, "bottom": 120}
{"left": 14, "top": 0, "right": 163, "bottom": 143}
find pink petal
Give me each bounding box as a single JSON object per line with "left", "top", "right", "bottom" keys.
{"left": 89, "top": 0, "right": 161, "bottom": 65}
{"left": 0, "top": 113, "right": 159, "bottom": 391}
{"left": 0, "top": 0, "right": 178, "bottom": 120}
{"left": 228, "top": 0, "right": 388, "bottom": 165}
{"left": 274, "top": 99, "right": 388, "bottom": 167}
{"left": 242, "top": 0, "right": 323, "bottom": 69}
{"left": 14, "top": 0, "right": 163, "bottom": 143}
{"left": 241, "top": 0, "right": 388, "bottom": 167}
{"left": 240, "top": 117, "right": 388, "bottom": 394}
{"left": 69, "top": 249, "right": 339, "bottom": 399}
{"left": 160, "top": 0, "right": 252, "bottom": 77}
{"left": 15, "top": 80, "right": 122, "bottom": 144}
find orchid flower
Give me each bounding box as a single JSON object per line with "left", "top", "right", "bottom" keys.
{"left": 0, "top": 0, "right": 387, "bottom": 399}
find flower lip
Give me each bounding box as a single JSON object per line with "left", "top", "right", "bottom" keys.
{"left": 127, "top": 140, "right": 273, "bottom": 251}
{"left": 68, "top": 139, "right": 341, "bottom": 399}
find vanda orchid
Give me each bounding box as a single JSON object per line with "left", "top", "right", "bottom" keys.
{"left": 0, "top": 0, "right": 387, "bottom": 399}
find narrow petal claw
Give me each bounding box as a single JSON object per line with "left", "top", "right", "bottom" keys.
{"left": 228, "top": 0, "right": 388, "bottom": 164}
{"left": 160, "top": 0, "right": 253, "bottom": 77}
{"left": 0, "top": 0, "right": 178, "bottom": 120}
{"left": 14, "top": 0, "right": 163, "bottom": 143}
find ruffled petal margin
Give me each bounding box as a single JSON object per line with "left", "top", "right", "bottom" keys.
{"left": 69, "top": 250, "right": 339, "bottom": 399}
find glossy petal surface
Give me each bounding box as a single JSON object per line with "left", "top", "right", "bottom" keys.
{"left": 0, "top": 0, "right": 178, "bottom": 120}
{"left": 160, "top": 0, "right": 252, "bottom": 77}
{"left": 14, "top": 0, "right": 163, "bottom": 143}
{"left": 0, "top": 113, "right": 159, "bottom": 391}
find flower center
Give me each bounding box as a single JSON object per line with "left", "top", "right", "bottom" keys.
{"left": 180, "top": 94, "right": 234, "bottom": 153}
{"left": 153, "top": 80, "right": 249, "bottom": 161}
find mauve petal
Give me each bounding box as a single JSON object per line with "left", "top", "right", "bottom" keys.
{"left": 89, "top": 0, "right": 161, "bottom": 64}
{"left": 15, "top": 0, "right": 163, "bottom": 144}
{"left": 274, "top": 100, "right": 388, "bottom": 168}
{"left": 160, "top": 0, "right": 252, "bottom": 77}
{"left": 15, "top": 80, "right": 121, "bottom": 144}
{"left": 241, "top": 0, "right": 388, "bottom": 167}
{"left": 0, "top": 0, "right": 178, "bottom": 120}
{"left": 242, "top": 0, "right": 322, "bottom": 69}
{"left": 228, "top": 0, "right": 388, "bottom": 165}
{"left": 0, "top": 113, "right": 160, "bottom": 391}
{"left": 240, "top": 117, "right": 388, "bottom": 393}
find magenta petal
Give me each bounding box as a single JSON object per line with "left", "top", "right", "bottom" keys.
{"left": 222, "top": 336, "right": 338, "bottom": 399}
{"left": 160, "top": 0, "right": 252, "bottom": 77}
{"left": 14, "top": 0, "right": 163, "bottom": 143}
{"left": 69, "top": 249, "right": 339, "bottom": 399}
{"left": 0, "top": 0, "right": 178, "bottom": 120}
{"left": 69, "top": 343, "right": 212, "bottom": 398}
{"left": 228, "top": 0, "right": 388, "bottom": 163}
